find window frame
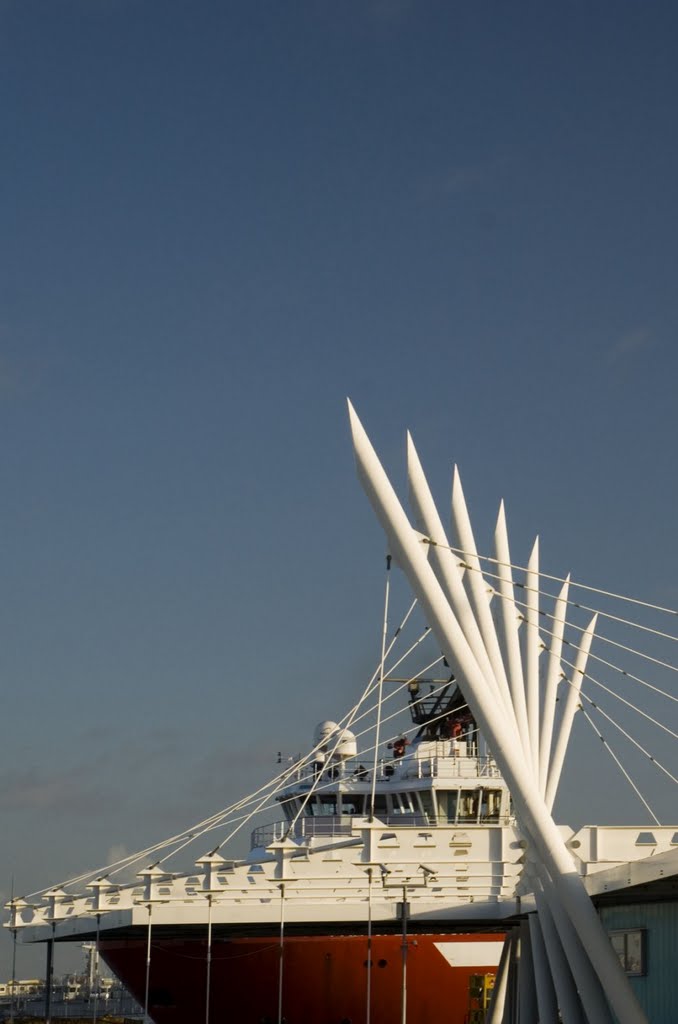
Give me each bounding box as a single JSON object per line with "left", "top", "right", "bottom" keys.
{"left": 608, "top": 928, "right": 646, "bottom": 977}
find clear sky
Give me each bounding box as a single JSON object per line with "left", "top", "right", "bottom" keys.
{"left": 2, "top": 0, "right": 678, "bottom": 979}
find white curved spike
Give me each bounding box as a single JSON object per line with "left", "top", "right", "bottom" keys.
{"left": 450, "top": 466, "right": 515, "bottom": 720}
{"left": 528, "top": 913, "right": 559, "bottom": 1024}
{"left": 348, "top": 402, "right": 646, "bottom": 1024}
{"left": 525, "top": 537, "right": 541, "bottom": 780}
{"left": 485, "top": 932, "right": 515, "bottom": 1024}
{"left": 494, "top": 502, "right": 532, "bottom": 763}
{"left": 406, "top": 436, "right": 518, "bottom": 732}
{"left": 518, "top": 920, "right": 539, "bottom": 1023}
{"left": 539, "top": 575, "right": 571, "bottom": 798}
{"left": 534, "top": 860, "right": 613, "bottom": 1023}
{"left": 545, "top": 614, "right": 599, "bottom": 812}
{"left": 533, "top": 889, "right": 586, "bottom": 1024}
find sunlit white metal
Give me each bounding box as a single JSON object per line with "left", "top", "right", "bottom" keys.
{"left": 406, "top": 435, "right": 517, "bottom": 727}
{"left": 524, "top": 538, "right": 541, "bottom": 780}
{"left": 450, "top": 465, "right": 515, "bottom": 723}
{"left": 539, "top": 575, "right": 570, "bottom": 798}
{"left": 533, "top": 890, "right": 585, "bottom": 1024}
{"left": 494, "top": 502, "right": 532, "bottom": 763}
{"left": 545, "top": 614, "right": 598, "bottom": 812}
{"left": 485, "top": 932, "right": 513, "bottom": 1024}
{"left": 527, "top": 912, "right": 558, "bottom": 1024}
{"left": 347, "top": 401, "right": 646, "bottom": 1024}
{"left": 533, "top": 863, "right": 613, "bottom": 1024}
{"left": 518, "top": 920, "right": 538, "bottom": 1023}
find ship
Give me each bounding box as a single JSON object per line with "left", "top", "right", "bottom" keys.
{"left": 7, "top": 405, "right": 675, "bottom": 1024}
{"left": 9, "top": 678, "right": 519, "bottom": 1024}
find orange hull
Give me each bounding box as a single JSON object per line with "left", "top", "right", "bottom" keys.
{"left": 101, "top": 932, "right": 502, "bottom": 1024}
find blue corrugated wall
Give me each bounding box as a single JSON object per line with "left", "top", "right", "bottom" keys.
{"left": 600, "top": 902, "right": 678, "bottom": 1023}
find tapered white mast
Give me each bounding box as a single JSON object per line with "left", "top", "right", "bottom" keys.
{"left": 347, "top": 400, "right": 647, "bottom": 1024}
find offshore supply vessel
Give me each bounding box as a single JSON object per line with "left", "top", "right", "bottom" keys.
{"left": 12, "top": 679, "right": 516, "bottom": 1024}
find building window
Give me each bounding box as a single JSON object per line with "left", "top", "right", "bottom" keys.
{"left": 609, "top": 929, "right": 646, "bottom": 976}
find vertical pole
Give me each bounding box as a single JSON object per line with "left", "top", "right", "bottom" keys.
{"left": 205, "top": 895, "right": 213, "bottom": 1024}
{"left": 369, "top": 555, "right": 391, "bottom": 821}
{"left": 400, "top": 886, "right": 408, "bottom": 1024}
{"left": 365, "top": 868, "right": 373, "bottom": 1024}
{"left": 517, "top": 920, "right": 538, "bottom": 1023}
{"left": 485, "top": 933, "right": 514, "bottom": 1024}
{"left": 9, "top": 927, "right": 17, "bottom": 1024}
{"left": 277, "top": 883, "right": 285, "bottom": 1024}
{"left": 524, "top": 538, "right": 541, "bottom": 781}
{"left": 545, "top": 613, "right": 597, "bottom": 811}
{"left": 92, "top": 915, "right": 101, "bottom": 1024}
{"left": 539, "top": 575, "right": 570, "bottom": 797}
{"left": 534, "top": 890, "right": 585, "bottom": 1024}
{"left": 45, "top": 923, "right": 55, "bottom": 1024}
{"left": 527, "top": 912, "right": 558, "bottom": 1024}
{"left": 9, "top": 888, "right": 17, "bottom": 1024}
{"left": 450, "top": 465, "right": 515, "bottom": 720}
{"left": 143, "top": 905, "right": 153, "bottom": 1024}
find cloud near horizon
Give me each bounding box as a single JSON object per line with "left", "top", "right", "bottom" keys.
{"left": 607, "top": 326, "right": 655, "bottom": 363}
{"left": 0, "top": 767, "right": 105, "bottom": 815}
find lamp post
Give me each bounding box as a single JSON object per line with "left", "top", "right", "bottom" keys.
{"left": 380, "top": 866, "right": 435, "bottom": 1024}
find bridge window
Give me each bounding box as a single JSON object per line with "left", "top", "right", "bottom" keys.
{"left": 280, "top": 798, "right": 297, "bottom": 821}
{"left": 371, "top": 795, "right": 388, "bottom": 819}
{"left": 458, "top": 789, "right": 480, "bottom": 823}
{"left": 341, "top": 794, "right": 364, "bottom": 815}
{"left": 436, "top": 790, "right": 459, "bottom": 823}
{"left": 416, "top": 791, "right": 435, "bottom": 823}
{"left": 318, "top": 795, "right": 337, "bottom": 815}
{"left": 480, "top": 789, "right": 503, "bottom": 822}
{"left": 391, "top": 793, "right": 415, "bottom": 814}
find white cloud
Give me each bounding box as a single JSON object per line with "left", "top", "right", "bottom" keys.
{"left": 608, "top": 327, "right": 654, "bottom": 363}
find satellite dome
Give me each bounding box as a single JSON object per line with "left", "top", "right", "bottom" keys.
{"left": 313, "top": 721, "right": 340, "bottom": 750}
{"left": 334, "top": 728, "right": 357, "bottom": 760}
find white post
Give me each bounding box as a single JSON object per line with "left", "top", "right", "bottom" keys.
{"left": 450, "top": 465, "right": 515, "bottom": 721}
{"left": 545, "top": 614, "right": 598, "bottom": 811}
{"left": 518, "top": 921, "right": 538, "bottom": 1024}
{"left": 534, "top": 890, "right": 585, "bottom": 1024}
{"left": 533, "top": 862, "right": 613, "bottom": 1023}
{"left": 400, "top": 886, "right": 408, "bottom": 1024}
{"left": 407, "top": 436, "right": 518, "bottom": 725}
{"left": 277, "top": 883, "right": 285, "bottom": 1024}
{"left": 494, "top": 503, "right": 532, "bottom": 763}
{"left": 347, "top": 402, "right": 647, "bottom": 1024}
{"left": 527, "top": 913, "right": 558, "bottom": 1024}
{"left": 486, "top": 932, "right": 514, "bottom": 1024}
{"left": 205, "top": 895, "right": 213, "bottom": 1024}
{"left": 365, "top": 867, "right": 373, "bottom": 1024}
{"left": 524, "top": 538, "right": 541, "bottom": 780}
{"left": 539, "top": 576, "right": 570, "bottom": 798}
{"left": 143, "top": 905, "right": 152, "bottom": 1024}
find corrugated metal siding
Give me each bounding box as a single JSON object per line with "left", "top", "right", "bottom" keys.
{"left": 600, "top": 902, "right": 678, "bottom": 1023}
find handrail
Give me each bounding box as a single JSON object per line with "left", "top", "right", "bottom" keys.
{"left": 251, "top": 812, "right": 514, "bottom": 848}
{"left": 279, "top": 753, "right": 504, "bottom": 787}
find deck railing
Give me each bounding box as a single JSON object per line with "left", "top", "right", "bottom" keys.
{"left": 281, "top": 751, "right": 503, "bottom": 786}
{"left": 250, "top": 811, "right": 512, "bottom": 848}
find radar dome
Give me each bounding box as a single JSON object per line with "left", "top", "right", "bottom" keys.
{"left": 313, "top": 721, "right": 339, "bottom": 750}
{"left": 335, "top": 728, "right": 357, "bottom": 760}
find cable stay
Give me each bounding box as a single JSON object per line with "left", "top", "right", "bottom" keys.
{"left": 579, "top": 708, "right": 660, "bottom": 825}
{"left": 19, "top": 599, "right": 446, "bottom": 900}
{"left": 422, "top": 536, "right": 678, "bottom": 620}
{"left": 555, "top": 670, "right": 678, "bottom": 797}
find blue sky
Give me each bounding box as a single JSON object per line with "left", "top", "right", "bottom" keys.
{"left": 2, "top": 0, "right": 678, "bottom": 977}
